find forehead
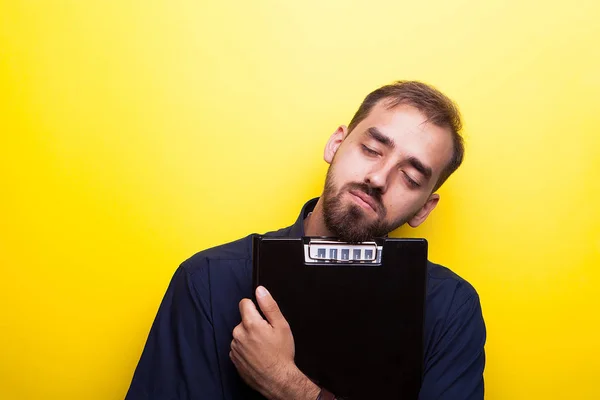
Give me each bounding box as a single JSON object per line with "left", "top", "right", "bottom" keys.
{"left": 351, "top": 101, "right": 454, "bottom": 176}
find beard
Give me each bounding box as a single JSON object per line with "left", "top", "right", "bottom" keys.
{"left": 321, "top": 166, "right": 410, "bottom": 242}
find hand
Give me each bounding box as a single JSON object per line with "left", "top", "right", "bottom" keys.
{"left": 230, "top": 286, "right": 320, "bottom": 400}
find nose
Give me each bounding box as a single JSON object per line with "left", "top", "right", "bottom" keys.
{"left": 364, "top": 162, "right": 392, "bottom": 194}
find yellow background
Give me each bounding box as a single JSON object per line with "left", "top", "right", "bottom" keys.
{"left": 1, "top": 1, "right": 599, "bottom": 399}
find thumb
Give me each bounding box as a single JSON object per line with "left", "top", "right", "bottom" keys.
{"left": 256, "top": 286, "right": 286, "bottom": 327}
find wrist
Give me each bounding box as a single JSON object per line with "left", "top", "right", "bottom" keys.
{"left": 270, "top": 364, "right": 320, "bottom": 400}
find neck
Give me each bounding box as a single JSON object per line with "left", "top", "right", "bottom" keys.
{"left": 303, "top": 197, "right": 334, "bottom": 237}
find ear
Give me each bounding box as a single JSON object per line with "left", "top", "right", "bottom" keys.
{"left": 408, "top": 193, "right": 440, "bottom": 228}
{"left": 324, "top": 125, "right": 348, "bottom": 164}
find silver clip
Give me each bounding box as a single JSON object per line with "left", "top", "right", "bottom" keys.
{"left": 305, "top": 239, "right": 381, "bottom": 263}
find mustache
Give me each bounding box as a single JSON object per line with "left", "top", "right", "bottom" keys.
{"left": 344, "top": 182, "right": 384, "bottom": 214}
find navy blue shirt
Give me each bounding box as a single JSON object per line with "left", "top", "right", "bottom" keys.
{"left": 126, "top": 198, "right": 486, "bottom": 399}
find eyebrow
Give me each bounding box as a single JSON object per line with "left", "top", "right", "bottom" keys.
{"left": 407, "top": 156, "right": 432, "bottom": 180}
{"left": 366, "top": 127, "right": 395, "bottom": 149}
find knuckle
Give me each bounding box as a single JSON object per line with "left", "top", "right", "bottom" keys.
{"left": 232, "top": 325, "right": 243, "bottom": 340}
{"left": 243, "top": 318, "right": 256, "bottom": 329}
{"left": 263, "top": 304, "right": 277, "bottom": 313}
{"left": 260, "top": 300, "right": 276, "bottom": 310}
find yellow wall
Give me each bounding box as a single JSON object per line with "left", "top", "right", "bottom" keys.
{"left": 1, "top": 1, "right": 599, "bottom": 399}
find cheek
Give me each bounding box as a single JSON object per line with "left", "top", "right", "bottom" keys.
{"left": 383, "top": 199, "right": 405, "bottom": 220}
{"left": 382, "top": 189, "right": 423, "bottom": 218}
{"left": 332, "top": 153, "right": 369, "bottom": 183}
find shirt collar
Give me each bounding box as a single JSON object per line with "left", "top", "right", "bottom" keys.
{"left": 288, "top": 197, "right": 319, "bottom": 238}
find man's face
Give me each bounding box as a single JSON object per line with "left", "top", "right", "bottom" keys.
{"left": 322, "top": 101, "right": 454, "bottom": 242}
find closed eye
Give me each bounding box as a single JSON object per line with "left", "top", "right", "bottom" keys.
{"left": 403, "top": 172, "right": 420, "bottom": 188}
{"left": 361, "top": 144, "right": 380, "bottom": 157}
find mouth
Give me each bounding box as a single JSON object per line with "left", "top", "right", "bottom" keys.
{"left": 348, "top": 189, "right": 378, "bottom": 214}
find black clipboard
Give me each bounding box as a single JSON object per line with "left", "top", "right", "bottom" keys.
{"left": 252, "top": 236, "right": 427, "bottom": 399}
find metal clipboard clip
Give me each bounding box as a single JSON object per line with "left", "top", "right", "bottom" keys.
{"left": 304, "top": 239, "right": 383, "bottom": 264}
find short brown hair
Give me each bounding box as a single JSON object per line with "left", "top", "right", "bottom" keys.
{"left": 347, "top": 81, "right": 464, "bottom": 191}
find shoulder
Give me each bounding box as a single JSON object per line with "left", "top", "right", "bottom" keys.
{"left": 163, "top": 235, "right": 256, "bottom": 316}
{"left": 422, "top": 262, "right": 486, "bottom": 398}
{"left": 181, "top": 234, "right": 254, "bottom": 274}
{"left": 179, "top": 224, "right": 294, "bottom": 275}
{"left": 424, "top": 261, "right": 485, "bottom": 355}
{"left": 424, "top": 261, "right": 485, "bottom": 344}
{"left": 426, "top": 261, "right": 481, "bottom": 313}
{"left": 176, "top": 225, "right": 295, "bottom": 293}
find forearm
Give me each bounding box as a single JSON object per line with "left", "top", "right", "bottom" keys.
{"left": 263, "top": 366, "right": 321, "bottom": 400}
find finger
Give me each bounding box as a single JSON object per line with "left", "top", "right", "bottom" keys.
{"left": 230, "top": 327, "right": 246, "bottom": 354}
{"left": 230, "top": 349, "right": 258, "bottom": 388}
{"left": 230, "top": 337, "right": 239, "bottom": 353}
{"left": 230, "top": 347, "right": 243, "bottom": 366}
{"left": 232, "top": 324, "right": 244, "bottom": 342}
{"left": 238, "top": 298, "right": 264, "bottom": 325}
{"left": 256, "top": 286, "right": 286, "bottom": 327}
{"left": 230, "top": 350, "right": 244, "bottom": 374}
{"left": 230, "top": 348, "right": 252, "bottom": 377}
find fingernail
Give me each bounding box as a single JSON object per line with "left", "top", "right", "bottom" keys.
{"left": 257, "top": 286, "right": 269, "bottom": 298}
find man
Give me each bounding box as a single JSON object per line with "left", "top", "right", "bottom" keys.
{"left": 126, "top": 81, "right": 486, "bottom": 399}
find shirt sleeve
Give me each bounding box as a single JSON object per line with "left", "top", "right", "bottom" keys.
{"left": 125, "top": 263, "right": 223, "bottom": 400}
{"left": 419, "top": 292, "right": 486, "bottom": 400}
